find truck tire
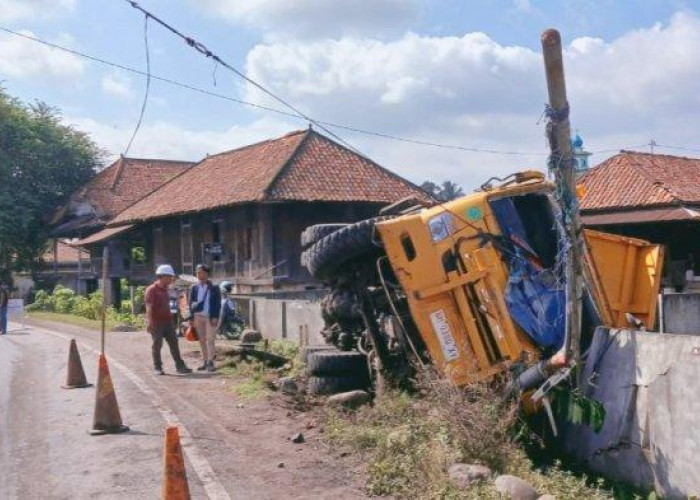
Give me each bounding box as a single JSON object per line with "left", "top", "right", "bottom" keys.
{"left": 301, "top": 345, "right": 336, "bottom": 363}
{"left": 303, "top": 216, "right": 392, "bottom": 280}
{"left": 307, "top": 375, "right": 370, "bottom": 395}
{"left": 307, "top": 350, "right": 369, "bottom": 377}
{"left": 301, "top": 224, "right": 347, "bottom": 249}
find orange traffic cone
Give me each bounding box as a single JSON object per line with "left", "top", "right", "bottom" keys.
{"left": 89, "top": 354, "right": 129, "bottom": 435}
{"left": 61, "top": 339, "right": 92, "bottom": 389}
{"left": 162, "top": 426, "right": 190, "bottom": 500}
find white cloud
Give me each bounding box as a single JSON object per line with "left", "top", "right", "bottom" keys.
{"left": 101, "top": 71, "right": 133, "bottom": 99}
{"left": 245, "top": 32, "right": 542, "bottom": 133}
{"left": 239, "top": 11, "right": 700, "bottom": 189}
{"left": 66, "top": 116, "right": 297, "bottom": 162}
{"left": 0, "top": 30, "right": 85, "bottom": 79}
{"left": 196, "top": 0, "right": 418, "bottom": 40}
{"left": 0, "top": 0, "right": 76, "bottom": 22}
{"left": 51, "top": 11, "right": 700, "bottom": 192}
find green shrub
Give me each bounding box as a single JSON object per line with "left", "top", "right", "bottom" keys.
{"left": 26, "top": 285, "right": 146, "bottom": 329}
{"left": 26, "top": 289, "right": 54, "bottom": 311}
{"left": 52, "top": 285, "right": 77, "bottom": 313}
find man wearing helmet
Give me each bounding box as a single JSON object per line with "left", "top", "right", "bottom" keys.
{"left": 145, "top": 264, "right": 192, "bottom": 376}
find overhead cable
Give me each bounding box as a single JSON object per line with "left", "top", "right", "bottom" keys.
{"left": 0, "top": 25, "right": 683, "bottom": 159}
{"left": 121, "top": 0, "right": 364, "bottom": 155}
{"left": 122, "top": 13, "right": 151, "bottom": 156}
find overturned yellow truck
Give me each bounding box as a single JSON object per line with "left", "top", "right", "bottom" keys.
{"left": 301, "top": 171, "right": 663, "bottom": 388}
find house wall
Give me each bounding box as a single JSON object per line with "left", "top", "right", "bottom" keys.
{"left": 131, "top": 201, "right": 382, "bottom": 291}
{"left": 271, "top": 201, "right": 383, "bottom": 284}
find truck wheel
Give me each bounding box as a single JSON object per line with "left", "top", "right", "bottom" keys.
{"left": 301, "top": 224, "right": 347, "bottom": 248}
{"left": 307, "top": 375, "right": 370, "bottom": 395}
{"left": 301, "top": 345, "right": 336, "bottom": 363}
{"left": 303, "top": 216, "right": 392, "bottom": 280}
{"left": 307, "top": 350, "right": 369, "bottom": 377}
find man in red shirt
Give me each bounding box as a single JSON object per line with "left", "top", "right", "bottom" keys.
{"left": 145, "top": 265, "right": 192, "bottom": 375}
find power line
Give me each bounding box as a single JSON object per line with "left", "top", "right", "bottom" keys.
{"left": 0, "top": 25, "right": 550, "bottom": 157}
{"left": 0, "top": 24, "right": 677, "bottom": 160}
{"left": 654, "top": 143, "right": 700, "bottom": 154}
{"left": 122, "top": 0, "right": 364, "bottom": 156}
{"left": 123, "top": 13, "right": 150, "bottom": 156}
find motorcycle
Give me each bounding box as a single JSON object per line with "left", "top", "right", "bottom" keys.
{"left": 217, "top": 296, "right": 246, "bottom": 340}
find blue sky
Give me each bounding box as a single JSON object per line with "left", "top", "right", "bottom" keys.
{"left": 2, "top": 0, "right": 700, "bottom": 189}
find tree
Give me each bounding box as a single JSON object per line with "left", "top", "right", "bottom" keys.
{"left": 439, "top": 180, "right": 464, "bottom": 201}
{"left": 0, "top": 88, "right": 101, "bottom": 283}
{"left": 420, "top": 180, "right": 439, "bottom": 198}
{"left": 420, "top": 179, "right": 465, "bottom": 202}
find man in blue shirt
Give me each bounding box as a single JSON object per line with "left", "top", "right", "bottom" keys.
{"left": 0, "top": 282, "right": 8, "bottom": 335}
{"left": 188, "top": 264, "right": 221, "bottom": 372}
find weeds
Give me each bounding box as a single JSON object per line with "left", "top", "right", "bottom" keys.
{"left": 219, "top": 339, "right": 302, "bottom": 401}
{"left": 322, "top": 367, "right": 639, "bottom": 499}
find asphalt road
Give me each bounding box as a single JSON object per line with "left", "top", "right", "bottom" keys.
{"left": 0, "top": 320, "right": 365, "bottom": 500}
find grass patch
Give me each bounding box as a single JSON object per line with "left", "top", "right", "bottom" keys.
{"left": 323, "top": 370, "right": 648, "bottom": 500}
{"left": 219, "top": 339, "right": 302, "bottom": 401}
{"left": 27, "top": 311, "right": 119, "bottom": 331}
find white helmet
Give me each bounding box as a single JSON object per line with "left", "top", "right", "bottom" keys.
{"left": 155, "top": 264, "right": 175, "bottom": 276}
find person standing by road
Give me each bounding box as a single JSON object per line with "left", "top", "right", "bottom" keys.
{"left": 145, "top": 265, "right": 192, "bottom": 376}
{"left": 0, "top": 282, "right": 8, "bottom": 335}
{"left": 189, "top": 264, "right": 220, "bottom": 372}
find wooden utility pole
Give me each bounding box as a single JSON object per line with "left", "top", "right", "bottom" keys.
{"left": 100, "top": 244, "right": 110, "bottom": 354}
{"left": 541, "top": 29, "right": 583, "bottom": 377}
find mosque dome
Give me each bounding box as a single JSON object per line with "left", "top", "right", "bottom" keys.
{"left": 572, "top": 133, "right": 584, "bottom": 148}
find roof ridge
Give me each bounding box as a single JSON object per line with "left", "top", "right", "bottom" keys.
{"left": 105, "top": 157, "right": 199, "bottom": 227}
{"left": 204, "top": 129, "right": 307, "bottom": 161}
{"left": 619, "top": 149, "right": 700, "bottom": 161}
{"left": 263, "top": 129, "right": 312, "bottom": 198}
{"left": 120, "top": 157, "right": 196, "bottom": 164}
{"left": 111, "top": 156, "right": 126, "bottom": 191}
{"left": 305, "top": 129, "right": 435, "bottom": 201}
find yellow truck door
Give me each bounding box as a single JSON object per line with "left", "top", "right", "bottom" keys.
{"left": 584, "top": 230, "right": 664, "bottom": 329}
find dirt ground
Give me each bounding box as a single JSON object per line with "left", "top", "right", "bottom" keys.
{"left": 0, "top": 318, "right": 369, "bottom": 499}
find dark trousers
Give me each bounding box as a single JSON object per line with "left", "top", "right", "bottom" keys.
{"left": 150, "top": 324, "right": 186, "bottom": 369}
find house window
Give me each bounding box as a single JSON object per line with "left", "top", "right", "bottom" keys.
{"left": 181, "top": 219, "right": 193, "bottom": 275}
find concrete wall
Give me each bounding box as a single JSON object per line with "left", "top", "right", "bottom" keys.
{"left": 662, "top": 292, "right": 700, "bottom": 334}
{"left": 233, "top": 294, "right": 327, "bottom": 345}
{"left": 563, "top": 328, "right": 700, "bottom": 499}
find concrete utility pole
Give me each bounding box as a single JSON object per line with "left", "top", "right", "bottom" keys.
{"left": 541, "top": 29, "right": 583, "bottom": 378}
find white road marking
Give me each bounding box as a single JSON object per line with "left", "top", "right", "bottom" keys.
{"left": 31, "top": 325, "right": 231, "bottom": 500}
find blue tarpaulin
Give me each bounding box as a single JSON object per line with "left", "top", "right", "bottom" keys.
{"left": 490, "top": 198, "right": 566, "bottom": 349}
{"left": 504, "top": 253, "right": 565, "bottom": 348}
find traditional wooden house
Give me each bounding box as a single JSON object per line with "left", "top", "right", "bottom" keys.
{"left": 579, "top": 150, "right": 700, "bottom": 287}
{"left": 76, "top": 128, "right": 431, "bottom": 293}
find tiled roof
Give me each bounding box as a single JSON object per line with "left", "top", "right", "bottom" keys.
{"left": 52, "top": 157, "right": 193, "bottom": 235}
{"left": 110, "top": 129, "right": 431, "bottom": 225}
{"left": 579, "top": 151, "right": 700, "bottom": 212}
{"left": 44, "top": 239, "right": 83, "bottom": 263}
